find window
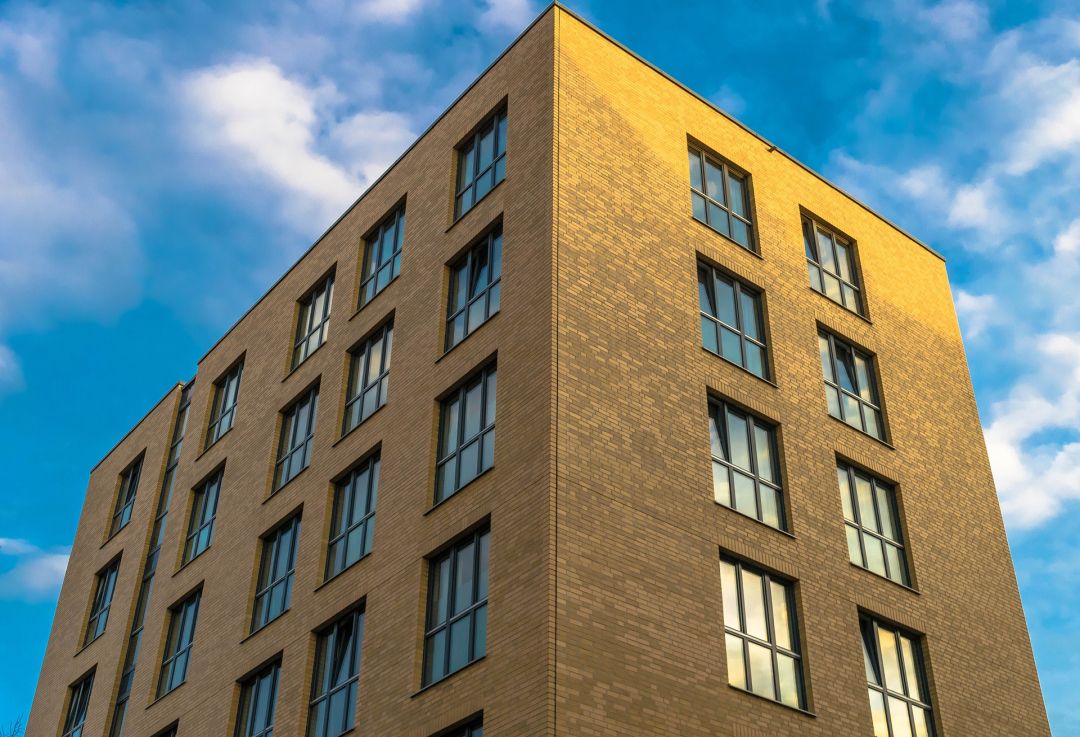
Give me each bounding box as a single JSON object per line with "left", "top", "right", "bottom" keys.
{"left": 359, "top": 206, "right": 405, "bottom": 307}
{"left": 446, "top": 227, "right": 502, "bottom": 350}
{"left": 252, "top": 517, "right": 300, "bottom": 631}
{"left": 455, "top": 110, "right": 507, "bottom": 219}
{"left": 709, "top": 400, "right": 784, "bottom": 530}
{"left": 274, "top": 387, "right": 319, "bottom": 490}
{"left": 443, "top": 720, "right": 483, "bottom": 737}
{"left": 804, "top": 216, "right": 863, "bottom": 314}
{"left": 719, "top": 557, "right": 804, "bottom": 709}
{"left": 207, "top": 362, "right": 243, "bottom": 447}
{"left": 62, "top": 672, "right": 94, "bottom": 737}
{"left": 308, "top": 608, "right": 364, "bottom": 737}
{"left": 435, "top": 365, "right": 496, "bottom": 503}
{"left": 688, "top": 147, "right": 753, "bottom": 250}
{"left": 839, "top": 464, "right": 909, "bottom": 586}
{"left": 343, "top": 322, "right": 392, "bottom": 434}
{"left": 293, "top": 273, "right": 335, "bottom": 368}
{"left": 697, "top": 262, "right": 767, "bottom": 378}
{"left": 819, "top": 331, "right": 885, "bottom": 440}
{"left": 423, "top": 528, "right": 489, "bottom": 685}
{"left": 236, "top": 661, "right": 280, "bottom": 737}
{"left": 84, "top": 559, "right": 120, "bottom": 645}
{"left": 326, "top": 454, "right": 379, "bottom": 579}
{"left": 110, "top": 456, "right": 143, "bottom": 536}
{"left": 183, "top": 470, "right": 222, "bottom": 563}
{"left": 158, "top": 590, "right": 201, "bottom": 697}
{"left": 861, "top": 616, "right": 934, "bottom": 737}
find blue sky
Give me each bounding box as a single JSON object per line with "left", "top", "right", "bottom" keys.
{"left": 1, "top": 0, "right": 1078, "bottom": 732}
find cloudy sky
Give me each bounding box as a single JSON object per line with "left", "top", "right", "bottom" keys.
{"left": 1, "top": 0, "right": 1078, "bottom": 731}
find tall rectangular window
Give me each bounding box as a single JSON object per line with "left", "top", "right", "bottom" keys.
{"left": 446, "top": 226, "right": 502, "bottom": 350}
{"left": 435, "top": 365, "right": 496, "bottom": 504}
{"left": 839, "top": 464, "right": 909, "bottom": 586}
{"left": 308, "top": 608, "right": 364, "bottom": 737}
{"left": 252, "top": 516, "right": 300, "bottom": 631}
{"left": 293, "top": 272, "right": 335, "bottom": 368}
{"left": 719, "top": 557, "right": 804, "bottom": 709}
{"left": 804, "top": 216, "right": 863, "bottom": 314}
{"left": 62, "top": 672, "right": 94, "bottom": 737}
{"left": 359, "top": 206, "right": 405, "bottom": 308}
{"left": 343, "top": 322, "right": 392, "bottom": 434}
{"left": 158, "top": 590, "right": 201, "bottom": 697}
{"left": 236, "top": 661, "right": 280, "bottom": 737}
{"left": 184, "top": 470, "right": 222, "bottom": 563}
{"left": 274, "top": 387, "right": 319, "bottom": 490}
{"left": 697, "top": 262, "right": 767, "bottom": 378}
{"left": 688, "top": 147, "right": 754, "bottom": 250}
{"left": 326, "top": 454, "right": 379, "bottom": 580}
{"left": 709, "top": 400, "right": 784, "bottom": 530}
{"left": 207, "top": 362, "right": 243, "bottom": 447}
{"left": 455, "top": 110, "right": 507, "bottom": 219}
{"left": 423, "top": 527, "right": 489, "bottom": 686}
{"left": 110, "top": 456, "right": 143, "bottom": 537}
{"left": 84, "top": 559, "right": 120, "bottom": 645}
{"left": 862, "top": 616, "right": 934, "bottom": 737}
{"left": 819, "top": 331, "right": 885, "bottom": 440}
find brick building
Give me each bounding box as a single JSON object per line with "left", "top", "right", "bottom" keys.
{"left": 27, "top": 5, "right": 1050, "bottom": 736}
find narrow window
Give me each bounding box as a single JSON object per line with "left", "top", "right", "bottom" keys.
{"left": 709, "top": 399, "right": 784, "bottom": 530}
{"left": 423, "top": 527, "right": 490, "bottom": 686}
{"left": 84, "top": 559, "right": 121, "bottom": 645}
{"left": 293, "top": 272, "right": 335, "bottom": 368}
{"left": 435, "top": 365, "right": 496, "bottom": 504}
{"left": 62, "top": 672, "right": 94, "bottom": 737}
{"left": 343, "top": 322, "right": 392, "bottom": 434}
{"left": 839, "top": 464, "right": 909, "bottom": 585}
{"left": 697, "top": 261, "right": 767, "bottom": 378}
{"left": 819, "top": 331, "right": 885, "bottom": 440}
{"left": 158, "top": 590, "right": 201, "bottom": 697}
{"left": 359, "top": 206, "right": 406, "bottom": 308}
{"left": 207, "top": 362, "right": 244, "bottom": 447}
{"left": 326, "top": 454, "right": 379, "bottom": 580}
{"left": 862, "top": 616, "right": 934, "bottom": 737}
{"left": 236, "top": 661, "right": 280, "bottom": 737}
{"left": 688, "top": 147, "right": 754, "bottom": 250}
{"left": 274, "top": 387, "right": 319, "bottom": 490}
{"left": 110, "top": 456, "right": 143, "bottom": 537}
{"left": 455, "top": 110, "right": 507, "bottom": 219}
{"left": 252, "top": 516, "right": 301, "bottom": 631}
{"left": 804, "top": 216, "right": 863, "bottom": 314}
{"left": 719, "top": 557, "right": 804, "bottom": 709}
{"left": 308, "top": 608, "right": 364, "bottom": 737}
{"left": 184, "top": 470, "right": 222, "bottom": 563}
{"left": 446, "top": 227, "right": 502, "bottom": 350}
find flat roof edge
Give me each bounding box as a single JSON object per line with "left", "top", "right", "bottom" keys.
{"left": 90, "top": 382, "right": 184, "bottom": 473}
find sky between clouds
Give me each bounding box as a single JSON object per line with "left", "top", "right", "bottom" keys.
{"left": 0, "top": 0, "right": 1078, "bottom": 731}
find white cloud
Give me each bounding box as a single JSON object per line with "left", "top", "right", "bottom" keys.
{"left": 0, "top": 344, "right": 22, "bottom": 395}
{"left": 1003, "top": 59, "right": 1080, "bottom": 176}
{"left": 710, "top": 85, "right": 747, "bottom": 116}
{"left": 0, "top": 538, "right": 37, "bottom": 555}
{"left": 478, "top": 0, "right": 536, "bottom": 33}
{"left": 954, "top": 290, "right": 997, "bottom": 340}
{"left": 1054, "top": 219, "right": 1080, "bottom": 255}
{"left": 0, "top": 9, "right": 62, "bottom": 87}
{"left": 947, "top": 179, "right": 1001, "bottom": 230}
{"left": 330, "top": 110, "right": 416, "bottom": 185}
{"left": 0, "top": 537, "right": 69, "bottom": 601}
{"left": 921, "top": 0, "right": 988, "bottom": 42}
{"left": 356, "top": 0, "right": 425, "bottom": 23}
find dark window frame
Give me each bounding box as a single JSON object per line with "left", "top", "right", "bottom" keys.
{"left": 307, "top": 607, "right": 364, "bottom": 737}
{"left": 445, "top": 225, "right": 502, "bottom": 351}
{"left": 84, "top": 558, "right": 121, "bottom": 646}
{"left": 293, "top": 271, "right": 335, "bottom": 369}
{"left": 697, "top": 260, "right": 768, "bottom": 378}
{"left": 818, "top": 330, "right": 886, "bottom": 440}
{"left": 206, "top": 361, "right": 244, "bottom": 447}
{"left": 839, "top": 463, "right": 910, "bottom": 586}
{"left": 109, "top": 456, "right": 144, "bottom": 537}
{"left": 688, "top": 146, "right": 755, "bottom": 251}
{"left": 343, "top": 321, "right": 393, "bottom": 434}
{"left": 437, "top": 718, "right": 484, "bottom": 737}
{"left": 158, "top": 589, "right": 201, "bottom": 697}
{"left": 803, "top": 215, "right": 864, "bottom": 315}
{"left": 183, "top": 469, "right": 223, "bottom": 564}
{"left": 861, "top": 615, "right": 935, "bottom": 737}
{"left": 235, "top": 660, "right": 280, "bottom": 737}
{"left": 358, "top": 205, "right": 406, "bottom": 308}
{"left": 435, "top": 364, "right": 497, "bottom": 504}
{"left": 326, "top": 454, "right": 380, "bottom": 580}
{"left": 62, "top": 671, "right": 95, "bottom": 737}
{"left": 274, "top": 386, "right": 319, "bottom": 490}
{"left": 454, "top": 109, "right": 507, "bottom": 220}
{"left": 252, "top": 516, "right": 301, "bottom": 632}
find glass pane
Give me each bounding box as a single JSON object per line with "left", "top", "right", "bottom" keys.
{"left": 704, "top": 159, "right": 725, "bottom": 201}
{"left": 753, "top": 425, "right": 774, "bottom": 483}
{"left": 826, "top": 386, "right": 842, "bottom": 418}
{"left": 855, "top": 474, "right": 876, "bottom": 528}
{"left": 760, "top": 486, "right": 780, "bottom": 529}
{"left": 454, "top": 542, "right": 476, "bottom": 614}
{"left": 889, "top": 696, "right": 914, "bottom": 737}
{"left": 876, "top": 486, "right": 898, "bottom": 539}
{"left": 478, "top": 127, "right": 494, "bottom": 169}
{"left": 721, "top": 328, "right": 743, "bottom": 365}
{"left": 739, "top": 290, "right": 760, "bottom": 339}
{"left": 459, "top": 441, "right": 479, "bottom": 486}
{"left": 770, "top": 580, "right": 791, "bottom": 649}
{"left": 843, "top": 283, "right": 859, "bottom": 311}
{"left": 726, "top": 412, "right": 751, "bottom": 470}
{"left": 692, "top": 192, "right": 707, "bottom": 221}
{"left": 865, "top": 408, "right": 882, "bottom": 439}
{"left": 477, "top": 533, "right": 490, "bottom": 600}
{"left": 846, "top": 526, "right": 863, "bottom": 566}
{"left": 702, "top": 316, "right": 718, "bottom": 353}
{"left": 823, "top": 273, "right": 842, "bottom": 301}
{"left": 698, "top": 265, "right": 715, "bottom": 315}
{"left": 733, "top": 472, "right": 756, "bottom": 516}
{"left": 725, "top": 634, "right": 746, "bottom": 689}
{"left": 803, "top": 221, "right": 817, "bottom": 260}
{"left": 467, "top": 298, "right": 486, "bottom": 333}
{"left": 900, "top": 635, "right": 922, "bottom": 700}
{"left": 441, "top": 399, "right": 460, "bottom": 454}
{"left": 869, "top": 690, "right": 890, "bottom": 737}
{"left": 424, "top": 630, "right": 445, "bottom": 683}
{"left": 449, "top": 616, "right": 472, "bottom": 671}
{"left": 719, "top": 560, "right": 739, "bottom": 625}
{"left": 816, "top": 230, "right": 836, "bottom": 271}
{"left": 886, "top": 544, "right": 906, "bottom": 585}
{"left": 727, "top": 174, "right": 747, "bottom": 217}
{"left": 707, "top": 202, "right": 729, "bottom": 236}
{"left": 819, "top": 335, "right": 834, "bottom": 381}
{"left": 744, "top": 343, "right": 765, "bottom": 377}
{"left": 835, "top": 241, "right": 853, "bottom": 280}
{"left": 879, "top": 627, "right": 903, "bottom": 691}
{"left": 485, "top": 370, "right": 497, "bottom": 423}
{"left": 481, "top": 430, "right": 495, "bottom": 471}
{"left": 731, "top": 218, "right": 750, "bottom": 248}
{"left": 740, "top": 568, "right": 768, "bottom": 640}
{"left": 843, "top": 393, "right": 863, "bottom": 428}
{"left": 912, "top": 706, "right": 931, "bottom": 737}
{"left": 688, "top": 149, "right": 703, "bottom": 189}
{"left": 808, "top": 263, "right": 823, "bottom": 292}
{"left": 496, "top": 113, "right": 507, "bottom": 154}
{"left": 855, "top": 355, "right": 875, "bottom": 402}
{"left": 864, "top": 533, "right": 887, "bottom": 576}
{"left": 473, "top": 604, "right": 487, "bottom": 658}
{"left": 747, "top": 641, "right": 775, "bottom": 699}
{"left": 430, "top": 558, "right": 450, "bottom": 626}
{"left": 838, "top": 469, "right": 854, "bottom": 520}
{"left": 777, "top": 654, "right": 800, "bottom": 708}
{"left": 714, "top": 275, "right": 736, "bottom": 326}
{"left": 712, "top": 462, "right": 730, "bottom": 506}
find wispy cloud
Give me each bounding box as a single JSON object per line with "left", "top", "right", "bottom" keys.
{"left": 478, "top": 0, "right": 537, "bottom": 33}
{"left": 0, "top": 538, "right": 68, "bottom": 601}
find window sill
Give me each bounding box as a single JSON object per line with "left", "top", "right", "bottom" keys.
{"left": 73, "top": 634, "right": 102, "bottom": 658}
{"left": 314, "top": 551, "right": 373, "bottom": 593}
{"left": 332, "top": 403, "right": 387, "bottom": 448}
{"left": 691, "top": 215, "right": 763, "bottom": 260}
{"left": 196, "top": 427, "right": 233, "bottom": 463}
{"left": 240, "top": 608, "right": 291, "bottom": 644}
{"left": 445, "top": 179, "right": 505, "bottom": 234}
{"left": 410, "top": 656, "right": 486, "bottom": 697}
{"left": 808, "top": 286, "right": 873, "bottom": 326}
{"left": 147, "top": 680, "right": 185, "bottom": 709}
{"left": 714, "top": 502, "right": 796, "bottom": 539}
{"left": 266, "top": 465, "right": 310, "bottom": 501}
{"left": 282, "top": 342, "right": 326, "bottom": 383}
{"left": 826, "top": 414, "right": 895, "bottom": 450}
{"left": 728, "top": 684, "right": 816, "bottom": 717}
{"left": 350, "top": 276, "right": 399, "bottom": 322}
{"left": 435, "top": 311, "right": 500, "bottom": 365}
{"left": 101, "top": 526, "right": 127, "bottom": 550}
{"left": 701, "top": 346, "right": 778, "bottom": 389}
{"left": 173, "top": 548, "right": 208, "bottom": 577}
{"left": 849, "top": 562, "right": 920, "bottom": 595}
{"left": 424, "top": 466, "right": 494, "bottom": 516}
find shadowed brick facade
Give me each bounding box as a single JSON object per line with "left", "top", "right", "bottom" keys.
{"left": 28, "top": 5, "right": 1050, "bottom": 736}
